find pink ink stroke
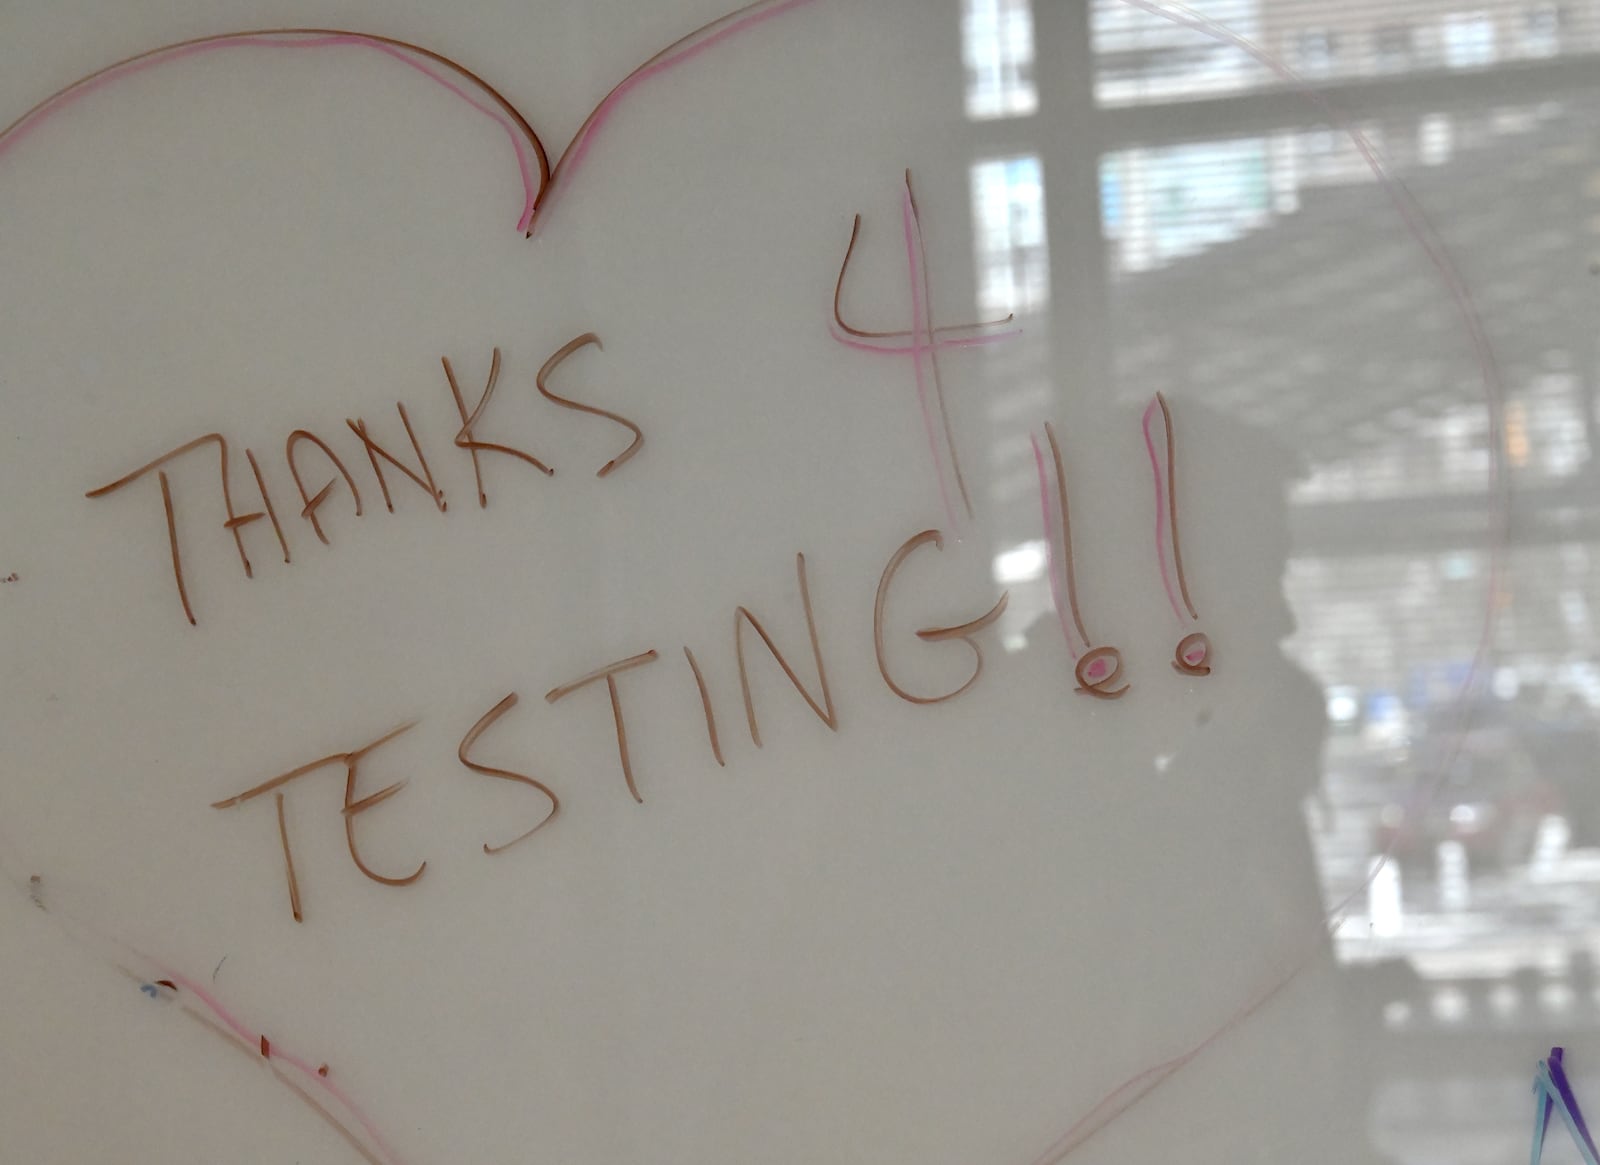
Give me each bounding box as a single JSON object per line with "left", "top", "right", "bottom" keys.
{"left": 1030, "top": 432, "right": 1084, "bottom": 659}
{"left": 0, "top": 2, "right": 1514, "bottom": 1163}
{"left": 1027, "top": 946, "right": 1305, "bottom": 1165}
{"left": 1111, "top": 0, "right": 1507, "bottom": 906}
{"left": 0, "top": 0, "right": 818, "bottom": 238}
{"left": 908, "top": 173, "right": 977, "bottom": 521}
{"left": 1140, "top": 396, "right": 1186, "bottom": 626}
{"left": 543, "top": 0, "right": 820, "bottom": 229}
{"left": 903, "top": 180, "right": 959, "bottom": 529}
{"left": 0, "top": 32, "right": 547, "bottom": 235}
{"left": 826, "top": 320, "right": 1022, "bottom": 356}
{"left": 831, "top": 176, "right": 1018, "bottom": 527}
{"left": 0, "top": 857, "right": 405, "bottom": 1165}
{"left": 1029, "top": 2, "right": 1512, "bottom": 1160}
{"left": 162, "top": 968, "right": 407, "bottom": 1165}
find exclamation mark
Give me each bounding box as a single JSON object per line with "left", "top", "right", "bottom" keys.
{"left": 1030, "top": 421, "right": 1128, "bottom": 699}
{"left": 1141, "top": 393, "right": 1211, "bottom": 677}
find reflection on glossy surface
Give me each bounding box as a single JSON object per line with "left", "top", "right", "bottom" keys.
{"left": 985, "top": 0, "right": 1600, "bottom": 1160}
{"left": 1091, "top": 0, "right": 1600, "bottom": 106}
{"left": 963, "top": 0, "right": 1038, "bottom": 118}
{"left": 0, "top": 0, "right": 1597, "bottom": 1159}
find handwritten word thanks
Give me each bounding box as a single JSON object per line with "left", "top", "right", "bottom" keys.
{"left": 85, "top": 335, "right": 642, "bottom": 624}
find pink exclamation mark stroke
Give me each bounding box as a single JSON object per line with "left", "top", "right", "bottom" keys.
{"left": 1028, "top": 0, "right": 1510, "bottom": 1159}
{"left": 1029, "top": 432, "right": 1084, "bottom": 660}
{"left": 1030, "top": 421, "right": 1128, "bottom": 699}
{"left": 1141, "top": 392, "right": 1211, "bottom": 676}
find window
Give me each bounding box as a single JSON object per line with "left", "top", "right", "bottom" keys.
{"left": 1418, "top": 112, "right": 1454, "bottom": 165}
{"left": 1443, "top": 12, "right": 1498, "bottom": 68}
{"left": 1375, "top": 25, "right": 1414, "bottom": 72}
{"left": 1524, "top": 4, "right": 1565, "bottom": 56}
{"left": 963, "top": 0, "right": 1038, "bottom": 119}
{"left": 1296, "top": 29, "right": 1339, "bottom": 77}
{"left": 970, "top": 155, "right": 1049, "bottom": 313}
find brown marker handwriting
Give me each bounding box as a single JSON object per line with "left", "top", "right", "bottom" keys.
{"left": 85, "top": 432, "right": 277, "bottom": 620}
{"left": 873, "top": 529, "right": 1008, "bottom": 705}
{"left": 157, "top": 470, "right": 196, "bottom": 626}
{"left": 1042, "top": 422, "right": 1129, "bottom": 700}
{"left": 244, "top": 448, "right": 291, "bottom": 565}
{"left": 275, "top": 791, "right": 303, "bottom": 922}
{"left": 545, "top": 650, "right": 660, "bottom": 804}
{"left": 833, "top": 216, "right": 1013, "bottom": 341}
{"left": 442, "top": 346, "right": 553, "bottom": 507}
{"left": 1173, "top": 631, "right": 1212, "bottom": 677}
{"left": 86, "top": 338, "right": 642, "bottom": 623}
{"left": 345, "top": 403, "right": 446, "bottom": 513}
{"left": 735, "top": 552, "right": 836, "bottom": 747}
{"left": 459, "top": 692, "right": 559, "bottom": 854}
{"left": 285, "top": 429, "right": 364, "bottom": 545}
{"left": 536, "top": 333, "right": 644, "bottom": 477}
{"left": 1074, "top": 647, "right": 1130, "bottom": 700}
{"left": 211, "top": 720, "right": 424, "bottom": 918}
{"left": 201, "top": 532, "right": 1219, "bottom": 920}
{"left": 683, "top": 646, "right": 726, "bottom": 767}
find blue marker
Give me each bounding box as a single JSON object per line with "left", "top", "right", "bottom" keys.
{"left": 1531, "top": 1047, "right": 1600, "bottom": 1165}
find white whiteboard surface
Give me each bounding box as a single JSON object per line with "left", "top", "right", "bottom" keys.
{"left": 2, "top": 2, "right": 1595, "bottom": 1163}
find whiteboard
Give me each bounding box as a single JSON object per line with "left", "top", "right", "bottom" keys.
{"left": 2, "top": 2, "right": 1594, "bottom": 1162}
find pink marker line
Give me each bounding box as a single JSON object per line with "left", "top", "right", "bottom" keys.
{"left": 1031, "top": 3, "right": 1515, "bottom": 1159}
{"left": 1110, "top": 2, "right": 1508, "bottom": 651}
{"left": 1, "top": 867, "right": 407, "bottom": 1165}
{"left": 1030, "top": 433, "right": 1082, "bottom": 659}
{"left": 826, "top": 320, "right": 1022, "bottom": 356}
{"left": 551, "top": 0, "right": 818, "bottom": 209}
{"left": 903, "top": 183, "right": 958, "bottom": 529}
{"left": 1121, "top": 12, "right": 1512, "bottom": 886}
{"left": 161, "top": 968, "right": 407, "bottom": 1165}
{"left": 2, "top": 3, "right": 828, "bottom": 239}
{"left": 1140, "top": 397, "right": 1185, "bottom": 625}
{"left": 0, "top": 32, "right": 541, "bottom": 235}
{"left": 279, "top": 36, "right": 539, "bottom": 234}
{"left": 1027, "top": 942, "right": 1305, "bottom": 1165}
{"left": 908, "top": 175, "right": 974, "bottom": 521}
